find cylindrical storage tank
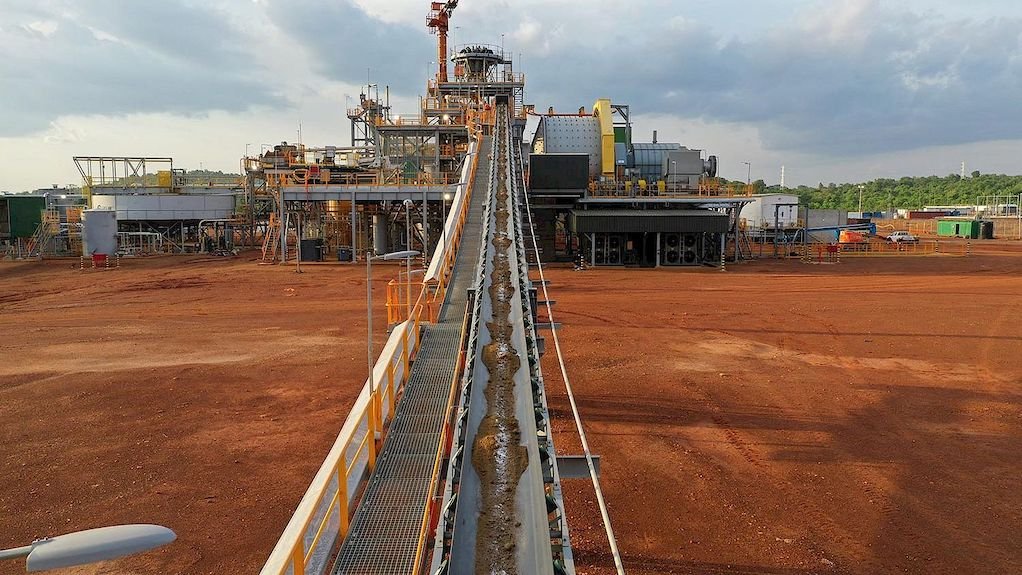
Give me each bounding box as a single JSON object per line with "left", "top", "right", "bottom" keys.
{"left": 372, "top": 214, "right": 388, "bottom": 255}
{"left": 82, "top": 209, "right": 118, "bottom": 256}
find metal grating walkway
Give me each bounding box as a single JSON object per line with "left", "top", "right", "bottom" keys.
{"left": 331, "top": 142, "right": 491, "bottom": 574}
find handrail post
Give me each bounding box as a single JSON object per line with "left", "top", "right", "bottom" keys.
{"left": 337, "top": 465, "right": 349, "bottom": 534}
{"left": 291, "top": 544, "right": 305, "bottom": 575}
{"left": 387, "top": 363, "right": 396, "bottom": 413}
{"left": 367, "top": 400, "right": 378, "bottom": 470}
{"left": 402, "top": 329, "right": 410, "bottom": 374}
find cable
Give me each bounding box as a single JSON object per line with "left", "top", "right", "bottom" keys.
{"left": 520, "top": 160, "right": 626, "bottom": 575}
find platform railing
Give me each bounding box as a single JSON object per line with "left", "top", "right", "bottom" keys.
{"left": 387, "top": 139, "right": 479, "bottom": 325}
{"left": 260, "top": 290, "right": 429, "bottom": 575}
{"left": 422, "top": 132, "right": 482, "bottom": 318}
{"left": 588, "top": 178, "right": 754, "bottom": 199}
{"left": 261, "top": 132, "right": 481, "bottom": 575}
{"left": 271, "top": 170, "right": 464, "bottom": 189}
{"left": 800, "top": 239, "right": 968, "bottom": 259}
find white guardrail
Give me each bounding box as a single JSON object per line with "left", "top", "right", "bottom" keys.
{"left": 261, "top": 132, "right": 480, "bottom": 575}
{"left": 424, "top": 138, "right": 478, "bottom": 284}
{"left": 260, "top": 317, "right": 420, "bottom": 575}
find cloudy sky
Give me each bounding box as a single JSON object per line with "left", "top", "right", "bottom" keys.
{"left": 1, "top": 0, "right": 1020, "bottom": 191}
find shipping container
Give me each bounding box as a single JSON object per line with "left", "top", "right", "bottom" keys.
{"left": 0, "top": 196, "right": 46, "bottom": 238}
{"left": 740, "top": 194, "right": 800, "bottom": 229}
{"left": 936, "top": 219, "right": 980, "bottom": 239}
{"left": 908, "top": 211, "right": 948, "bottom": 220}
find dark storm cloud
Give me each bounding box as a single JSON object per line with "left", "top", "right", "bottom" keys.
{"left": 266, "top": 0, "right": 433, "bottom": 95}
{"left": 521, "top": 5, "right": 1022, "bottom": 155}
{"left": 0, "top": 0, "right": 283, "bottom": 136}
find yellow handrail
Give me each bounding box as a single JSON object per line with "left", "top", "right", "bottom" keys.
{"left": 261, "top": 128, "right": 482, "bottom": 575}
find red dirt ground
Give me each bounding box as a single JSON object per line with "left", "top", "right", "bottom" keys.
{"left": 1, "top": 243, "right": 1020, "bottom": 574}
{"left": 0, "top": 254, "right": 396, "bottom": 575}
{"left": 539, "top": 241, "right": 1022, "bottom": 575}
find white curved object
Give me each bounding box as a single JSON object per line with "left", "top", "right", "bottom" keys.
{"left": 25, "top": 524, "right": 176, "bottom": 572}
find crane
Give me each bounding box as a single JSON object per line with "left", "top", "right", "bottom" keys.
{"left": 426, "top": 1, "right": 459, "bottom": 83}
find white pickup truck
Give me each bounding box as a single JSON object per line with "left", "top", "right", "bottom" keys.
{"left": 887, "top": 231, "right": 919, "bottom": 243}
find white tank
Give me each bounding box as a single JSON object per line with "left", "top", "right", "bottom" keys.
{"left": 82, "top": 209, "right": 118, "bottom": 256}
{"left": 373, "top": 214, "right": 389, "bottom": 255}
{"left": 91, "top": 192, "right": 235, "bottom": 220}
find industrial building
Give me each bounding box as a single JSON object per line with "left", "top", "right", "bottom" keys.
{"left": 527, "top": 103, "right": 755, "bottom": 267}
{"left": 73, "top": 157, "right": 245, "bottom": 256}
{"left": 251, "top": 3, "right": 769, "bottom": 575}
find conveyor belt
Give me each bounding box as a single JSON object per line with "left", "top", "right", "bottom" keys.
{"left": 434, "top": 106, "right": 572, "bottom": 575}
{"left": 330, "top": 140, "right": 491, "bottom": 574}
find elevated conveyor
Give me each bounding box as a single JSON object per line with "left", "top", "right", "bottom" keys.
{"left": 330, "top": 139, "right": 491, "bottom": 574}
{"left": 430, "top": 104, "right": 574, "bottom": 574}
{"left": 263, "top": 107, "right": 576, "bottom": 575}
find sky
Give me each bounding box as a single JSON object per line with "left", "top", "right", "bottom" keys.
{"left": 1, "top": 0, "right": 1020, "bottom": 191}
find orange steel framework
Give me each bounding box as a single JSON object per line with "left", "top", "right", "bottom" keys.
{"left": 427, "top": 1, "right": 460, "bottom": 83}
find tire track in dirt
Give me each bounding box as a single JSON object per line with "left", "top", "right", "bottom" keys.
{"left": 680, "top": 377, "right": 881, "bottom": 572}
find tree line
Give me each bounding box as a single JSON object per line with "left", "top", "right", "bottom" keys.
{"left": 725, "top": 174, "right": 1022, "bottom": 210}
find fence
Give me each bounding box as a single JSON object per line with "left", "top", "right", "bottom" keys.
{"left": 801, "top": 239, "right": 969, "bottom": 260}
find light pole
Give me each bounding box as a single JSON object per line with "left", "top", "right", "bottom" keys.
{"left": 423, "top": 182, "right": 429, "bottom": 262}
{"left": 742, "top": 161, "right": 751, "bottom": 185}
{"left": 294, "top": 213, "right": 303, "bottom": 274}
{"left": 858, "top": 184, "right": 865, "bottom": 214}
{"left": 367, "top": 250, "right": 421, "bottom": 386}
{"left": 0, "top": 524, "right": 175, "bottom": 572}
{"left": 403, "top": 199, "right": 414, "bottom": 318}
{"left": 442, "top": 192, "right": 452, "bottom": 252}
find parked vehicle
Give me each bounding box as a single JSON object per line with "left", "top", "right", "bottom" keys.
{"left": 886, "top": 231, "right": 919, "bottom": 243}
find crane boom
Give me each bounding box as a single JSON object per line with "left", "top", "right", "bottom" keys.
{"left": 427, "top": 1, "right": 459, "bottom": 83}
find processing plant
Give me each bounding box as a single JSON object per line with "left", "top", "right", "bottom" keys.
{"left": 249, "top": 3, "right": 762, "bottom": 575}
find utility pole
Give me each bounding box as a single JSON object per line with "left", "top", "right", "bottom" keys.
{"left": 780, "top": 165, "right": 785, "bottom": 188}
{"left": 858, "top": 184, "right": 865, "bottom": 214}
{"left": 742, "top": 161, "right": 751, "bottom": 185}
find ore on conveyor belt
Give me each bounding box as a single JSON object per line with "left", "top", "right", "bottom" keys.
{"left": 470, "top": 113, "right": 527, "bottom": 574}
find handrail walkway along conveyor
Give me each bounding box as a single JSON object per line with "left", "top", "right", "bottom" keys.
{"left": 328, "top": 137, "right": 492, "bottom": 575}
{"left": 430, "top": 103, "right": 575, "bottom": 575}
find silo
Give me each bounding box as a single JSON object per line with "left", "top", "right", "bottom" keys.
{"left": 82, "top": 209, "right": 118, "bottom": 256}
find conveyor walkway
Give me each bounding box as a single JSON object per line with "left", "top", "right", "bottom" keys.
{"left": 330, "top": 140, "right": 491, "bottom": 574}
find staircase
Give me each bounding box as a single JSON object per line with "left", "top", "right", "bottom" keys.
{"left": 67, "top": 208, "right": 82, "bottom": 255}
{"left": 25, "top": 208, "right": 60, "bottom": 258}
{"left": 261, "top": 213, "right": 281, "bottom": 263}
{"left": 261, "top": 212, "right": 299, "bottom": 263}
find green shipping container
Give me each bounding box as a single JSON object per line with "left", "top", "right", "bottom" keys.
{"left": 936, "top": 219, "right": 980, "bottom": 239}
{"left": 5, "top": 196, "right": 46, "bottom": 238}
